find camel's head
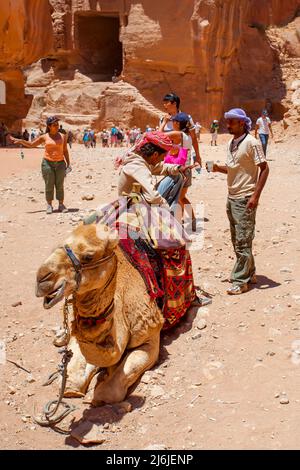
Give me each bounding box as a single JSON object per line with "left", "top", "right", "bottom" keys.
{"left": 36, "top": 224, "right": 119, "bottom": 309}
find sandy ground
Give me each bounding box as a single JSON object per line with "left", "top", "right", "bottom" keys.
{"left": 0, "top": 134, "right": 300, "bottom": 450}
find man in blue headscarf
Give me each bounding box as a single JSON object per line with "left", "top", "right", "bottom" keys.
{"left": 207, "top": 108, "right": 269, "bottom": 295}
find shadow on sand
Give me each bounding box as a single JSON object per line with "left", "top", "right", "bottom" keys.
{"left": 62, "top": 305, "right": 202, "bottom": 447}
{"left": 64, "top": 395, "right": 146, "bottom": 447}
{"left": 251, "top": 274, "right": 281, "bottom": 290}
{"left": 26, "top": 208, "right": 80, "bottom": 214}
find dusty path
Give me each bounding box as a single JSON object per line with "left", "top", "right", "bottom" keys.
{"left": 0, "top": 134, "right": 300, "bottom": 450}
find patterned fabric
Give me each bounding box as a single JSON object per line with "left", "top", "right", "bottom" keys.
{"left": 160, "top": 247, "right": 196, "bottom": 329}
{"left": 119, "top": 235, "right": 196, "bottom": 329}
{"left": 119, "top": 235, "right": 164, "bottom": 301}
{"left": 87, "top": 196, "right": 190, "bottom": 250}
{"left": 84, "top": 196, "right": 196, "bottom": 329}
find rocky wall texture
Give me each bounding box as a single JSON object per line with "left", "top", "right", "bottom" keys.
{"left": 1, "top": 0, "right": 299, "bottom": 132}
{"left": 23, "top": 66, "right": 161, "bottom": 132}
{"left": 0, "top": 0, "right": 53, "bottom": 127}
{"left": 120, "top": 0, "right": 300, "bottom": 128}
{"left": 266, "top": 16, "right": 300, "bottom": 134}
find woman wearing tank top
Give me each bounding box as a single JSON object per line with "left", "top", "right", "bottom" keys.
{"left": 10, "top": 116, "right": 71, "bottom": 214}
{"left": 158, "top": 112, "right": 197, "bottom": 231}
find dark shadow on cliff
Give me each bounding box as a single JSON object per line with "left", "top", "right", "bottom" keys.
{"left": 224, "top": 21, "right": 288, "bottom": 123}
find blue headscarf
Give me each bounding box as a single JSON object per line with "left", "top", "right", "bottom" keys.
{"left": 224, "top": 108, "right": 252, "bottom": 132}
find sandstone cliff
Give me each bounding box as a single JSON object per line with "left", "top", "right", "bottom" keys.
{"left": 24, "top": 67, "right": 161, "bottom": 132}
{"left": 0, "top": 0, "right": 53, "bottom": 127}
{"left": 1, "top": 0, "right": 299, "bottom": 132}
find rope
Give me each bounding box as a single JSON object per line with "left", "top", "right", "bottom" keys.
{"left": 33, "top": 299, "right": 76, "bottom": 433}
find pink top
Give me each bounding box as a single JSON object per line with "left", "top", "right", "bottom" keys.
{"left": 164, "top": 146, "right": 188, "bottom": 165}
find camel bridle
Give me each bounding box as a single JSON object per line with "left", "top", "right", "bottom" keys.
{"left": 34, "top": 244, "right": 117, "bottom": 431}
{"left": 64, "top": 244, "right": 116, "bottom": 291}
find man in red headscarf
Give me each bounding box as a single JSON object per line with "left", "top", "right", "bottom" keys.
{"left": 118, "top": 131, "right": 194, "bottom": 207}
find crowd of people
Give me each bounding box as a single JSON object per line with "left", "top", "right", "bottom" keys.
{"left": 5, "top": 91, "right": 272, "bottom": 296}
{"left": 2, "top": 119, "right": 202, "bottom": 151}
{"left": 117, "top": 93, "right": 270, "bottom": 296}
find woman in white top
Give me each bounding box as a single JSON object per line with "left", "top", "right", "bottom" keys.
{"left": 255, "top": 110, "right": 274, "bottom": 156}
{"left": 160, "top": 92, "right": 202, "bottom": 168}
{"left": 158, "top": 112, "right": 197, "bottom": 231}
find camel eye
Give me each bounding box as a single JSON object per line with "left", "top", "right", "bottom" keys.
{"left": 82, "top": 254, "right": 94, "bottom": 263}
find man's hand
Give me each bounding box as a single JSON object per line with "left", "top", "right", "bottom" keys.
{"left": 114, "top": 156, "right": 124, "bottom": 169}
{"left": 207, "top": 163, "right": 218, "bottom": 172}
{"left": 194, "top": 159, "right": 202, "bottom": 168}
{"left": 181, "top": 163, "right": 196, "bottom": 172}
{"left": 247, "top": 195, "right": 259, "bottom": 209}
{"left": 209, "top": 163, "right": 228, "bottom": 174}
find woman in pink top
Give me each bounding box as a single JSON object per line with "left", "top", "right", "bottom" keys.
{"left": 10, "top": 116, "right": 71, "bottom": 214}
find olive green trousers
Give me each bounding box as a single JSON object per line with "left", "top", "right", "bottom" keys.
{"left": 41, "top": 158, "right": 66, "bottom": 202}
{"left": 226, "top": 197, "right": 257, "bottom": 286}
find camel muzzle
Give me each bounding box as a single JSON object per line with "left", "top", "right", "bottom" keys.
{"left": 36, "top": 280, "right": 66, "bottom": 309}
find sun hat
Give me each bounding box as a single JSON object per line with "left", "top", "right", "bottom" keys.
{"left": 46, "top": 116, "right": 59, "bottom": 125}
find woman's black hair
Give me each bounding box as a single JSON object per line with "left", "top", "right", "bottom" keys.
{"left": 139, "top": 142, "right": 167, "bottom": 158}
{"left": 177, "top": 120, "right": 189, "bottom": 134}
{"left": 163, "top": 92, "right": 180, "bottom": 111}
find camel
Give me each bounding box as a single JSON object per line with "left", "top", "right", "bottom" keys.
{"left": 35, "top": 223, "right": 165, "bottom": 406}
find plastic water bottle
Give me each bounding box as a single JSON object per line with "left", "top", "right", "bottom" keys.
{"left": 65, "top": 165, "right": 72, "bottom": 175}
{"left": 20, "top": 151, "right": 24, "bottom": 160}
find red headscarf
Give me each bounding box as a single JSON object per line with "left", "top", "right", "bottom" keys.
{"left": 134, "top": 131, "right": 173, "bottom": 152}
{"left": 114, "top": 131, "right": 173, "bottom": 169}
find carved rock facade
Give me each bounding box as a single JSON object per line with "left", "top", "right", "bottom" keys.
{"left": 1, "top": 1, "right": 299, "bottom": 132}
{"left": 0, "top": 0, "right": 53, "bottom": 127}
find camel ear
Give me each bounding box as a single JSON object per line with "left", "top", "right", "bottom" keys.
{"left": 95, "top": 224, "right": 119, "bottom": 250}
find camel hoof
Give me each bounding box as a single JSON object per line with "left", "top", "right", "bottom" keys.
{"left": 91, "top": 399, "right": 105, "bottom": 408}
{"left": 63, "top": 389, "right": 85, "bottom": 398}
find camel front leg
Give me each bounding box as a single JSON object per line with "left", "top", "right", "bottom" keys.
{"left": 63, "top": 336, "right": 99, "bottom": 397}
{"left": 92, "top": 331, "right": 160, "bottom": 405}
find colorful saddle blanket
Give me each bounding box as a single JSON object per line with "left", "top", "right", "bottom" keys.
{"left": 84, "top": 195, "right": 196, "bottom": 329}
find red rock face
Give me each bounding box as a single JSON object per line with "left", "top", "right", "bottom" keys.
{"left": 1, "top": 0, "right": 299, "bottom": 131}
{"left": 0, "top": 0, "right": 53, "bottom": 127}
{"left": 0, "top": 0, "right": 53, "bottom": 67}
